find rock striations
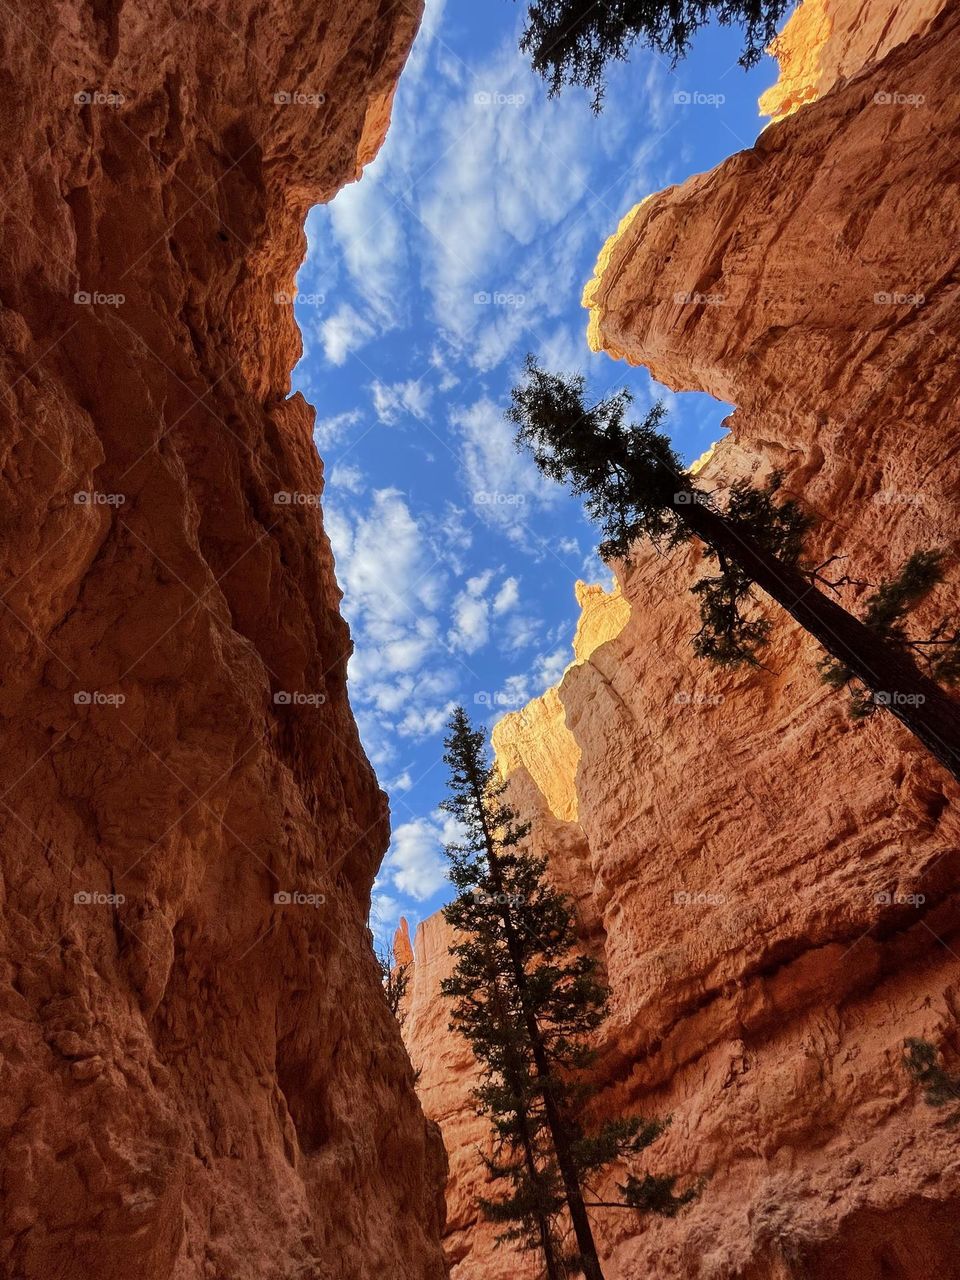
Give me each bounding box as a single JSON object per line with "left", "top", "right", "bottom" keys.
{"left": 0, "top": 3, "right": 447, "bottom": 1279}
{"left": 403, "top": 1, "right": 960, "bottom": 1276}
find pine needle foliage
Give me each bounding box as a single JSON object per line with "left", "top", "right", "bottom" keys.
{"left": 439, "top": 706, "right": 696, "bottom": 1279}
{"left": 508, "top": 357, "right": 808, "bottom": 668}
{"left": 519, "top": 0, "right": 792, "bottom": 112}
{"left": 819, "top": 551, "right": 960, "bottom": 716}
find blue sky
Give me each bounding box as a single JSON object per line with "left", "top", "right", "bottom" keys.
{"left": 291, "top": 0, "right": 781, "bottom": 948}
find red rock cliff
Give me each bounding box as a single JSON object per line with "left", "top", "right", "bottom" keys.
{"left": 0, "top": 3, "right": 447, "bottom": 1278}
{"left": 405, "top": 1, "right": 960, "bottom": 1276}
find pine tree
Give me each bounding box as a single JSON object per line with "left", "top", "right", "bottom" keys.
{"left": 508, "top": 357, "right": 960, "bottom": 784}
{"left": 519, "top": 0, "right": 791, "bottom": 111}
{"left": 440, "top": 707, "right": 697, "bottom": 1280}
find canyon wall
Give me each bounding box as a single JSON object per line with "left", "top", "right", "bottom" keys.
{"left": 0, "top": 3, "right": 447, "bottom": 1279}
{"left": 404, "top": 1, "right": 960, "bottom": 1276}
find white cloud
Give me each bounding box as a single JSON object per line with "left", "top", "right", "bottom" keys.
{"left": 320, "top": 303, "right": 377, "bottom": 365}
{"left": 503, "top": 613, "right": 540, "bottom": 652}
{"left": 536, "top": 646, "right": 569, "bottom": 688}
{"left": 397, "top": 698, "right": 458, "bottom": 740}
{"left": 383, "top": 808, "right": 463, "bottom": 901}
{"left": 327, "top": 488, "right": 445, "bottom": 671}
{"left": 493, "top": 575, "right": 519, "bottom": 614}
{"left": 313, "top": 408, "right": 361, "bottom": 451}
{"left": 449, "top": 569, "right": 494, "bottom": 654}
{"left": 371, "top": 377, "right": 435, "bottom": 425}
{"left": 328, "top": 462, "right": 365, "bottom": 494}
{"left": 451, "top": 396, "right": 555, "bottom": 530}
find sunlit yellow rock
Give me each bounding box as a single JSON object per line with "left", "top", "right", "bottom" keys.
{"left": 492, "top": 580, "right": 630, "bottom": 822}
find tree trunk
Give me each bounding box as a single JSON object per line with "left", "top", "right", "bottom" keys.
{"left": 678, "top": 497, "right": 960, "bottom": 784}
{"left": 475, "top": 782, "right": 606, "bottom": 1280}
{"left": 487, "top": 974, "right": 562, "bottom": 1280}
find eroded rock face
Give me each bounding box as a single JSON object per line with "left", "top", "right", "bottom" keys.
{"left": 0, "top": 3, "right": 447, "bottom": 1278}
{"left": 405, "top": 3, "right": 960, "bottom": 1276}
{"left": 758, "top": 0, "right": 948, "bottom": 121}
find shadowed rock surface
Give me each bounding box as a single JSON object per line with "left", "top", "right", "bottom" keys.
{"left": 0, "top": 2, "right": 447, "bottom": 1277}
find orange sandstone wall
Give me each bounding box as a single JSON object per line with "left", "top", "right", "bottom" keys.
{"left": 0, "top": 3, "right": 447, "bottom": 1279}
{"left": 405, "top": 2, "right": 960, "bottom": 1277}
{"left": 758, "top": 0, "right": 949, "bottom": 121}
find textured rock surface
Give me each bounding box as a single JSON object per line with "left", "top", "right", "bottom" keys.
{"left": 0, "top": 3, "right": 447, "bottom": 1278}
{"left": 758, "top": 0, "right": 948, "bottom": 121}
{"left": 407, "top": 2, "right": 960, "bottom": 1276}
{"left": 491, "top": 580, "right": 629, "bottom": 822}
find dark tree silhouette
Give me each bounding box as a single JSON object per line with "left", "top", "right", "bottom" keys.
{"left": 508, "top": 357, "right": 960, "bottom": 784}
{"left": 440, "top": 706, "right": 697, "bottom": 1280}
{"left": 520, "top": 0, "right": 792, "bottom": 110}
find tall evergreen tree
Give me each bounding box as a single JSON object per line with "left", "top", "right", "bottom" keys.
{"left": 507, "top": 357, "right": 960, "bottom": 784}
{"left": 440, "top": 707, "right": 697, "bottom": 1280}
{"left": 519, "top": 0, "right": 792, "bottom": 111}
